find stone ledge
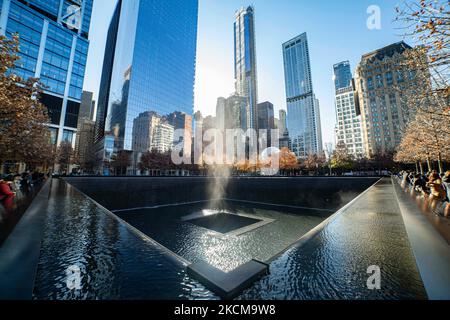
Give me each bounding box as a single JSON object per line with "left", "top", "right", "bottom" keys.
{"left": 393, "top": 179, "right": 450, "bottom": 300}
{"left": 187, "top": 260, "right": 269, "bottom": 300}
{"left": 0, "top": 179, "right": 51, "bottom": 300}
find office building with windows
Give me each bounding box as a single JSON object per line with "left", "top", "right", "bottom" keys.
{"left": 216, "top": 94, "right": 248, "bottom": 131}
{"left": 333, "top": 60, "right": 353, "bottom": 91}
{"left": 354, "top": 42, "right": 421, "bottom": 156}
{"left": 333, "top": 61, "right": 365, "bottom": 158}
{"left": 283, "top": 33, "right": 322, "bottom": 158}
{"left": 257, "top": 101, "right": 275, "bottom": 131}
{"left": 278, "top": 109, "right": 288, "bottom": 136}
{"left": 234, "top": 6, "right": 258, "bottom": 130}
{"left": 75, "top": 90, "right": 95, "bottom": 167}
{"left": 94, "top": 0, "right": 198, "bottom": 170}
{"left": 0, "top": 0, "right": 93, "bottom": 146}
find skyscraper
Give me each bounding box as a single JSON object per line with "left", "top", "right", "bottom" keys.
{"left": 278, "top": 110, "right": 288, "bottom": 136}
{"left": 94, "top": 0, "right": 198, "bottom": 169}
{"left": 333, "top": 61, "right": 353, "bottom": 91}
{"left": 333, "top": 61, "right": 365, "bottom": 158}
{"left": 216, "top": 94, "right": 247, "bottom": 131}
{"left": 354, "top": 42, "right": 421, "bottom": 155}
{"left": 314, "top": 97, "right": 323, "bottom": 154}
{"left": 0, "top": 0, "right": 93, "bottom": 146}
{"left": 215, "top": 97, "right": 227, "bottom": 132}
{"left": 277, "top": 109, "right": 290, "bottom": 149}
{"left": 75, "top": 91, "right": 96, "bottom": 168}
{"left": 234, "top": 6, "right": 258, "bottom": 130}
{"left": 283, "top": 33, "right": 322, "bottom": 158}
{"left": 78, "top": 90, "right": 95, "bottom": 123}
{"left": 257, "top": 102, "right": 275, "bottom": 130}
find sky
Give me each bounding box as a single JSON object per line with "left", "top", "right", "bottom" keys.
{"left": 83, "top": 0, "right": 406, "bottom": 147}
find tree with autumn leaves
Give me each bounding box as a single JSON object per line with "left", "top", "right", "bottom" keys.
{"left": 395, "top": 111, "right": 449, "bottom": 173}
{"left": 394, "top": 0, "right": 450, "bottom": 172}
{"left": 396, "top": 0, "right": 450, "bottom": 87}
{"left": 0, "top": 35, "right": 53, "bottom": 170}
{"left": 278, "top": 147, "right": 299, "bottom": 174}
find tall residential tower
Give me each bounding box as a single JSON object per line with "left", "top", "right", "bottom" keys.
{"left": 234, "top": 6, "right": 258, "bottom": 130}
{"left": 283, "top": 33, "right": 322, "bottom": 158}
{"left": 333, "top": 61, "right": 365, "bottom": 158}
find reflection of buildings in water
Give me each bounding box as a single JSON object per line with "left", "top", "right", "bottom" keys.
{"left": 152, "top": 122, "right": 175, "bottom": 153}
{"left": 108, "top": 68, "right": 131, "bottom": 152}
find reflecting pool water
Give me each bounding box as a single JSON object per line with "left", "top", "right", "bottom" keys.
{"left": 115, "top": 201, "right": 330, "bottom": 272}
{"left": 31, "top": 177, "right": 427, "bottom": 300}
{"left": 237, "top": 179, "right": 427, "bottom": 300}
{"left": 32, "top": 180, "right": 217, "bottom": 300}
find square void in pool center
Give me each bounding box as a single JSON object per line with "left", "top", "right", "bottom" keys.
{"left": 186, "top": 212, "right": 265, "bottom": 234}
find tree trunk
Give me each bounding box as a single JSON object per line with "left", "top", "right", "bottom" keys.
{"left": 426, "top": 156, "right": 432, "bottom": 172}
{"left": 438, "top": 153, "right": 443, "bottom": 174}
{"left": 419, "top": 162, "right": 424, "bottom": 175}
{"left": 415, "top": 162, "right": 419, "bottom": 174}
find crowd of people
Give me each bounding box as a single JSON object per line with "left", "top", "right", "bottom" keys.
{"left": 398, "top": 170, "right": 450, "bottom": 218}
{"left": 0, "top": 170, "right": 48, "bottom": 214}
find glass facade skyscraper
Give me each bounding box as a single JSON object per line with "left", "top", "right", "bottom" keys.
{"left": 95, "top": 0, "right": 198, "bottom": 169}
{"left": 0, "top": 0, "right": 93, "bottom": 146}
{"left": 234, "top": 6, "right": 258, "bottom": 130}
{"left": 257, "top": 101, "right": 275, "bottom": 130}
{"left": 283, "top": 33, "right": 322, "bottom": 158}
{"left": 333, "top": 61, "right": 353, "bottom": 91}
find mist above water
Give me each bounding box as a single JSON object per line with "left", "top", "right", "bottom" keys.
{"left": 207, "top": 166, "right": 231, "bottom": 211}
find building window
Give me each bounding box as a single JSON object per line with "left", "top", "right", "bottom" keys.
{"left": 396, "top": 70, "right": 404, "bottom": 83}
{"left": 376, "top": 74, "right": 383, "bottom": 88}
{"left": 49, "top": 128, "right": 58, "bottom": 145}
{"left": 367, "top": 77, "right": 374, "bottom": 90}
{"left": 386, "top": 72, "right": 393, "bottom": 86}
{"left": 62, "top": 130, "right": 74, "bottom": 144}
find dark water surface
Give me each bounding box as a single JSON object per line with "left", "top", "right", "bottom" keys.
{"left": 31, "top": 177, "right": 426, "bottom": 300}
{"left": 33, "top": 179, "right": 217, "bottom": 300}
{"left": 238, "top": 179, "right": 427, "bottom": 300}
{"left": 115, "top": 201, "right": 329, "bottom": 272}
